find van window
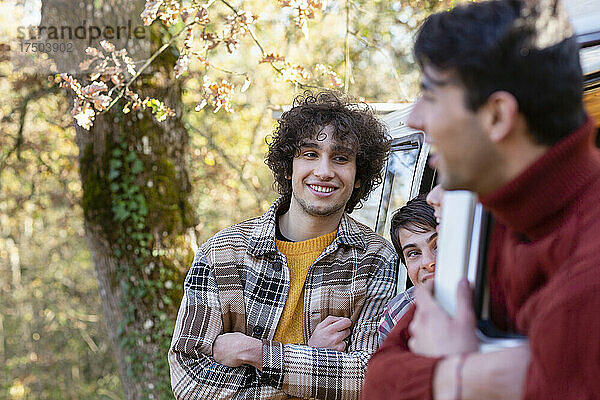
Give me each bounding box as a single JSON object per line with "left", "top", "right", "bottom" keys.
{"left": 352, "top": 134, "right": 424, "bottom": 240}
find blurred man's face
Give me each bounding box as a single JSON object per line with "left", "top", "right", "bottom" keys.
{"left": 398, "top": 227, "right": 437, "bottom": 286}
{"left": 407, "top": 66, "right": 497, "bottom": 192}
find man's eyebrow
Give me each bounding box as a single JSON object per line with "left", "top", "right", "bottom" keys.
{"left": 332, "top": 144, "right": 356, "bottom": 155}
{"left": 421, "top": 72, "right": 455, "bottom": 91}
{"left": 401, "top": 232, "right": 437, "bottom": 252}
{"left": 427, "top": 232, "right": 438, "bottom": 243}
{"left": 401, "top": 243, "right": 417, "bottom": 252}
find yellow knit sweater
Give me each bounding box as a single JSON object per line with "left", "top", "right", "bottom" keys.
{"left": 273, "top": 230, "right": 337, "bottom": 346}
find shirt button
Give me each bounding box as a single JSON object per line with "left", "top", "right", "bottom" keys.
{"left": 272, "top": 262, "right": 282, "bottom": 272}
{"left": 252, "top": 325, "right": 264, "bottom": 336}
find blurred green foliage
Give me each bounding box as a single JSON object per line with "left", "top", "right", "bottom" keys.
{"left": 0, "top": 72, "right": 124, "bottom": 398}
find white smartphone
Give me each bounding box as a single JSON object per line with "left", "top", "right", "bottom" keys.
{"left": 434, "top": 190, "right": 478, "bottom": 316}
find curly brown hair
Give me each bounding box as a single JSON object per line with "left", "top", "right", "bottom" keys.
{"left": 266, "top": 91, "right": 390, "bottom": 213}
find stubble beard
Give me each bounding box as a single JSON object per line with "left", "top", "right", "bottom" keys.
{"left": 292, "top": 191, "right": 346, "bottom": 217}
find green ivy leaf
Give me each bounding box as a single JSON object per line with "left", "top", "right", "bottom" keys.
{"left": 108, "top": 169, "right": 120, "bottom": 180}
{"left": 136, "top": 194, "right": 148, "bottom": 216}
{"left": 131, "top": 158, "right": 144, "bottom": 174}
{"left": 110, "top": 159, "right": 123, "bottom": 169}
{"left": 112, "top": 203, "right": 129, "bottom": 221}
{"left": 126, "top": 151, "right": 137, "bottom": 163}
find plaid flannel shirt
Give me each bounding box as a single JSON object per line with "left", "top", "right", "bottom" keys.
{"left": 377, "top": 286, "right": 415, "bottom": 347}
{"left": 169, "top": 197, "right": 397, "bottom": 400}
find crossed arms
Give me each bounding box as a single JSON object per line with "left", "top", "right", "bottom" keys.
{"left": 212, "top": 315, "right": 353, "bottom": 370}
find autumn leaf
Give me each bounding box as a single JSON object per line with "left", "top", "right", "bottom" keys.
{"left": 259, "top": 53, "right": 286, "bottom": 64}
{"left": 71, "top": 99, "right": 96, "bottom": 130}
{"left": 201, "top": 76, "right": 234, "bottom": 113}
{"left": 158, "top": 0, "right": 182, "bottom": 26}
{"left": 241, "top": 76, "right": 251, "bottom": 93}
{"left": 183, "top": 27, "right": 194, "bottom": 49}
{"left": 144, "top": 98, "right": 175, "bottom": 122}
{"left": 81, "top": 81, "right": 108, "bottom": 97}
{"left": 174, "top": 53, "right": 190, "bottom": 79}
{"left": 100, "top": 40, "right": 116, "bottom": 53}
{"left": 279, "top": 0, "right": 323, "bottom": 38}
{"left": 141, "top": 0, "right": 164, "bottom": 26}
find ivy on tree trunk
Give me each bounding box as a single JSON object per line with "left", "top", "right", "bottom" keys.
{"left": 42, "top": 1, "right": 195, "bottom": 398}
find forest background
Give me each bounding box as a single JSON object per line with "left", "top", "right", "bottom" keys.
{"left": 1, "top": 0, "right": 454, "bottom": 398}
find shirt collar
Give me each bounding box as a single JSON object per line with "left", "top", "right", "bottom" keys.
{"left": 247, "top": 196, "right": 366, "bottom": 257}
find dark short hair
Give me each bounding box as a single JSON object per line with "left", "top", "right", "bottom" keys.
{"left": 265, "top": 91, "right": 390, "bottom": 213}
{"left": 414, "top": 0, "right": 586, "bottom": 145}
{"left": 390, "top": 194, "right": 437, "bottom": 264}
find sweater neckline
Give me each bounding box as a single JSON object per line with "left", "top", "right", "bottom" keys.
{"left": 275, "top": 229, "right": 338, "bottom": 255}
{"left": 480, "top": 118, "right": 599, "bottom": 239}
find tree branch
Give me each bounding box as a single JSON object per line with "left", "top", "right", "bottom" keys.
{"left": 348, "top": 30, "right": 404, "bottom": 92}
{"left": 185, "top": 115, "right": 264, "bottom": 210}
{"left": 0, "top": 84, "right": 61, "bottom": 170}
{"left": 218, "top": 0, "right": 320, "bottom": 91}
{"left": 102, "top": 20, "right": 199, "bottom": 113}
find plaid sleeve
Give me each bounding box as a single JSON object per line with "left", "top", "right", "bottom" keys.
{"left": 378, "top": 303, "right": 394, "bottom": 347}
{"left": 378, "top": 288, "right": 415, "bottom": 346}
{"left": 168, "top": 250, "right": 258, "bottom": 399}
{"left": 263, "top": 253, "right": 397, "bottom": 400}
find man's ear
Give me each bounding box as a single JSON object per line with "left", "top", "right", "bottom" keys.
{"left": 354, "top": 179, "right": 361, "bottom": 189}
{"left": 482, "top": 91, "right": 519, "bottom": 143}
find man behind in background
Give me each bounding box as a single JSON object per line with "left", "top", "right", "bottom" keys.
{"left": 378, "top": 195, "right": 438, "bottom": 345}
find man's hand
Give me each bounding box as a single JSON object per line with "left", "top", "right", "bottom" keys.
{"left": 212, "top": 332, "right": 263, "bottom": 370}
{"left": 308, "top": 315, "right": 352, "bottom": 351}
{"left": 408, "top": 279, "right": 478, "bottom": 357}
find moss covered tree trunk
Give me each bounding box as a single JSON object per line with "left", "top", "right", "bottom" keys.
{"left": 41, "top": 1, "right": 195, "bottom": 398}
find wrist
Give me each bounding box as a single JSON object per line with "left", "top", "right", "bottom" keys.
{"left": 239, "top": 336, "right": 263, "bottom": 371}
{"left": 454, "top": 353, "right": 469, "bottom": 400}
{"left": 433, "top": 357, "right": 456, "bottom": 400}
{"left": 433, "top": 354, "right": 469, "bottom": 400}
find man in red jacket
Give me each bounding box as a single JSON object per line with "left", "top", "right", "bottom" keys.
{"left": 363, "top": 0, "right": 600, "bottom": 399}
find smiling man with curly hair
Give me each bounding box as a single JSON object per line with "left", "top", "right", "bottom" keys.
{"left": 169, "top": 90, "right": 397, "bottom": 399}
